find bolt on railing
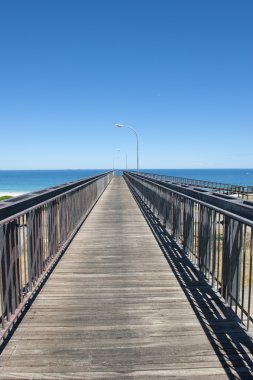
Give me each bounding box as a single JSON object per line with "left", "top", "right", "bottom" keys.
{"left": 125, "top": 171, "right": 253, "bottom": 329}
{"left": 0, "top": 171, "right": 114, "bottom": 339}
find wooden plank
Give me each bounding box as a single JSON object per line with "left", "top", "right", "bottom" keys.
{"left": 0, "top": 177, "right": 252, "bottom": 379}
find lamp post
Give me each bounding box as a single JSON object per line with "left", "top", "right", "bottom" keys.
{"left": 117, "top": 148, "right": 128, "bottom": 171}
{"left": 115, "top": 124, "right": 139, "bottom": 172}
{"left": 113, "top": 148, "right": 122, "bottom": 174}
{"left": 125, "top": 152, "right": 128, "bottom": 170}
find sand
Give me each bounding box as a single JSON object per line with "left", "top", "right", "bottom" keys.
{"left": 0, "top": 191, "right": 28, "bottom": 198}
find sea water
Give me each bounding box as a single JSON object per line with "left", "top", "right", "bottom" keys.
{"left": 140, "top": 169, "right": 253, "bottom": 187}
{"left": 0, "top": 169, "right": 253, "bottom": 195}
{"left": 0, "top": 170, "right": 107, "bottom": 195}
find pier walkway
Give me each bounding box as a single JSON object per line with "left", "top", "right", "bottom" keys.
{"left": 0, "top": 177, "right": 253, "bottom": 379}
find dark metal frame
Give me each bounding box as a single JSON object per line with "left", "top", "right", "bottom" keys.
{"left": 125, "top": 171, "right": 253, "bottom": 329}
{"left": 0, "top": 171, "right": 113, "bottom": 339}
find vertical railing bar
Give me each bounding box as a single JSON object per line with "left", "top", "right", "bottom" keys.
{"left": 23, "top": 214, "right": 28, "bottom": 295}
{"left": 21, "top": 219, "right": 25, "bottom": 297}
{"left": 207, "top": 208, "right": 212, "bottom": 281}
{"left": 31, "top": 210, "right": 36, "bottom": 288}
{"left": 13, "top": 221, "right": 19, "bottom": 311}
{"left": 32, "top": 210, "right": 38, "bottom": 283}
{"left": 229, "top": 218, "right": 233, "bottom": 309}
{"left": 194, "top": 203, "right": 197, "bottom": 263}
{"left": 217, "top": 213, "right": 221, "bottom": 291}
{"left": 46, "top": 204, "right": 49, "bottom": 264}
{"left": 3, "top": 232, "right": 10, "bottom": 321}
{"left": 41, "top": 206, "right": 45, "bottom": 271}
{"left": 0, "top": 225, "right": 5, "bottom": 328}
{"left": 247, "top": 228, "right": 253, "bottom": 330}
{"left": 44, "top": 205, "right": 47, "bottom": 269}
{"left": 39, "top": 207, "right": 43, "bottom": 273}
{"left": 0, "top": 260, "right": 4, "bottom": 328}
{"left": 211, "top": 211, "right": 216, "bottom": 288}
{"left": 241, "top": 225, "right": 247, "bottom": 322}
{"left": 37, "top": 208, "right": 42, "bottom": 278}
{"left": 9, "top": 228, "right": 15, "bottom": 316}
{"left": 221, "top": 217, "right": 227, "bottom": 302}
{"left": 18, "top": 216, "right": 24, "bottom": 302}
{"left": 35, "top": 209, "right": 40, "bottom": 280}
{"left": 235, "top": 222, "right": 241, "bottom": 317}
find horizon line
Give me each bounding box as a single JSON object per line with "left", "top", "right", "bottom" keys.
{"left": 1, "top": 168, "right": 253, "bottom": 171}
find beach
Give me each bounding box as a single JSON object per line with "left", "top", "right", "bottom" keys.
{"left": 0, "top": 170, "right": 252, "bottom": 199}
{"left": 0, "top": 191, "right": 27, "bottom": 198}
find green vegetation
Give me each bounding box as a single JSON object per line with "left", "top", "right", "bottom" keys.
{"left": 0, "top": 195, "right": 13, "bottom": 201}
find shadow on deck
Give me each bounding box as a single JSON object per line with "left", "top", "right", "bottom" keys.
{"left": 128, "top": 182, "right": 253, "bottom": 380}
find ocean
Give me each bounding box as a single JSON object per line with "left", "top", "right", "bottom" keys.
{"left": 0, "top": 169, "right": 253, "bottom": 195}
{"left": 0, "top": 170, "right": 107, "bottom": 195}
{"left": 140, "top": 169, "right": 253, "bottom": 187}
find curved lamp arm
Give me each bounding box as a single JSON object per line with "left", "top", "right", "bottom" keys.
{"left": 115, "top": 124, "right": 139, "bottom": 172}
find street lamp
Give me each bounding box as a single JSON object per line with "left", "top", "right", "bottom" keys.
{"left": 113, "top": 149, "right": 120, "bottom": 172}
{"left": 115, "top": 124, "right": 139, "bottom": 172}
{"left": 125, "top": 152, "right": 128, "bottom": 170}
{"left": 117, "top": 148, "right": 128, "bottom": 171}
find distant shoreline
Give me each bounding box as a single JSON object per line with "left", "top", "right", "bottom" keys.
{"left": 0, "top": 191, "right": 27, "bottom": 198}
{"left": 0, "top": 169, "right": 252, "bottom": 191}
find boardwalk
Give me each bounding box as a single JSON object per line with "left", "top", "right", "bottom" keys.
{"left": 0, "top": 177, "right": 253, "bottom": 379}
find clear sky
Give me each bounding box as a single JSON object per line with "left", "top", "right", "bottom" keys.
{"left": 0, "top": 0, "right": 252, "bottom": 169}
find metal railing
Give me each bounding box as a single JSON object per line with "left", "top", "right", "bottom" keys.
{"left": 125, "top": 171, "right": 253, "bottom": 329}
{"left": 139, "top": 171, "right": 253, "bottom": 198}
{"left": 0, "top": 171, "right": 113, "bottom": 339}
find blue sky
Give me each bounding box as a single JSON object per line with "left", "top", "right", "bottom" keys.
{"left": 0, "top": 0, "right": 252, "bottom": 169}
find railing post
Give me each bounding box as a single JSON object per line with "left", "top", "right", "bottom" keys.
{"left": 222, "top": 218, "right": 242, "bottom": 306}
{"left": 183, "top": 198, "right": 194, "bottom": 253}
{"left": 27, "top": 210, "right": 35, "bottom": 290}
{"left": 198, "top": 206, "right": 212, "bottom": 276}
{"left": 0, "top": 222, "right": 20, "bottom": 319}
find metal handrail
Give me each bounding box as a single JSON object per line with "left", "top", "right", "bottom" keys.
{"left": 0, "top": 172, "right": 112, "bottom": 221}
{"left": 0, "top": 171, "right": 114, "bottom": 339}
{"left": 125, "top": 171, "right": 253, "bottom": 329}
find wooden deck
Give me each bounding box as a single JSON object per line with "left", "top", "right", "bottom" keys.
{"left": 0, "top": 177, "right": 253, "bottom": 379}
